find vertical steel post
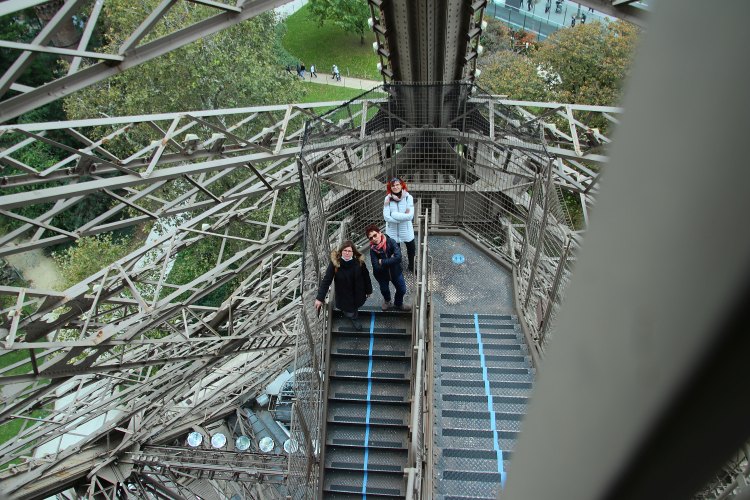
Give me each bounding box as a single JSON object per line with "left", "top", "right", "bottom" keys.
{"left": 539, "top": 237, "right": 571, "bottom": 344}
{"left": 524, "top": 161, "right": 553, "bottom": 309}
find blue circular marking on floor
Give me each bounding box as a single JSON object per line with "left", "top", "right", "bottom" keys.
{"left": 452, "top": 253, "right": 465, "bottom": 265}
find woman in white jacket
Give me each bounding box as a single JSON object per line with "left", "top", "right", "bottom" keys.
{"left": 383, "top": 177, "right": 416, "bottom": 272}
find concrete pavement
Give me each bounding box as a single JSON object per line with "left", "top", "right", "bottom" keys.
{"left": 300, "top": 73, "right": 383, "bottom": 91}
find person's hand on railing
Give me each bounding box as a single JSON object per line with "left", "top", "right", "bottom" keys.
{"left": 314, "top": 299, "right": 323, "bottom": 312}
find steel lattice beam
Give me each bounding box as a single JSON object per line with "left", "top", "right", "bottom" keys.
{"left": 0, "top": 0, "right": 295, "bottom": 123}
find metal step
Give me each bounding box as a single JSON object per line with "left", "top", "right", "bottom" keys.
{"left": 329, "top": 357, "right": 410, "bottom": 380}
{"left": 439, "top": 341, "right": 526, "bottom": 355}
{"left": 439, "top": 322, "right": 520, "bottom": 332}
{"left": 325, "top": 493, "right": 404, "bottom": 500}
{"left": 438, "top": 365, "right": 534, "bottom": 383}
{"left": 437, "top": 427, "right": 518, "bottom": 451}
{"left": 326, "top": 425, "right": 409, "bottom": 449}
{"left": 328, "top": 378, "right": 410, "bottom": 403}
{"left": 439, "top": 329, "right": 522, "bottom": 341}
{"left": 439, "top": 393, "right": 529, "bottom": 414}
{"left": 324, "top": 469, "right": 406, "bottom": 497}
{"left": 325, "top": 446, "right": 408, "bottom": 473}
{"left": 440, "top": 409, "right": 526, "bottom": 432}
{"left": 440, "top": 313, "right": 516, "bottom": 321}
{"left": 331, "top": 334, "right": 411, "bottom": 359}
{"left": 439, "top": 352, "right": 531, "bottom": 369}
{"left": 437, "top": 470, "right": 503, "bottom": 498}
{"left": 439, "top": 379, "right": 533, "bottom": 399}
{"left": 439, "top": 448, "right": 513, "bottom": 473}
{"left": 328, "top": 401, "right": 410, "bottom": 427}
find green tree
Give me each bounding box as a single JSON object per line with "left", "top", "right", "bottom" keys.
{"left": 479, "top": 51, "right": 551, "bottom": 102}
{"left": 479, "top": 18, "right": 514, "bottom": 54}
{"left": 64, "top": 1, "right": 303, "bottom": 118}
{"left": 53, "top": 234, "right": 131, "bottom": 288}
{"left": 308, "top": 0, "right": 370, "bottom": 45}
{"left": 534, "top": 20, "right": 639, "bottom": 106}
{"left": 478, "top": 20, "right": 639, "bottom": 127}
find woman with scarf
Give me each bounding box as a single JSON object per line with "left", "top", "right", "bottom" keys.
{"left": 383, "top": 177, "right": 416, "bottom": 273}
{"left": 365, "top": 224, "right": 411, "bottom": 312}
{"left": 314, "top": 241, "right": 372, "bottom": 330}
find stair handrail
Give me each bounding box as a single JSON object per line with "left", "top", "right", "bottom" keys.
{"left": 406, "top": 207, "right": 429, "bottom": 500}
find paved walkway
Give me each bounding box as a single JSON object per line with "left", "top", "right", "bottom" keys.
{"left": 301, "top": 73, "right": 383, "bottom": 91}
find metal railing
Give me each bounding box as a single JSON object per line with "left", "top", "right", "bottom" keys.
{"left": 289, "top": 82, "right": 587, "bottom": 497}
{"left": 405, "top": 208, "right": 430, "bottom": 500}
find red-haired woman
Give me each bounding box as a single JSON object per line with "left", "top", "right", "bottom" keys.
{"left": 383, "top": 177, "right": 416, "bottom": 272}
{"left": 314, "top": 240, "right": 372, "bottom": 330}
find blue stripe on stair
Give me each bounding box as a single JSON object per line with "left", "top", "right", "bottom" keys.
{"left": 474, "top": 313, "right": 507, "bottom": 489}
{"left": 362, "top": 312, "right": 375, "bottom": 497}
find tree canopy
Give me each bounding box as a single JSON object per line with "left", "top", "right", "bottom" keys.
{"left": 64, "top": 1, "right": 303, "bottom": 118}
{"left": 307, "top": 0, "right": 370, "bottom": 45}
{"left": 479, "top": 19, "right": 640, "bottom": 109}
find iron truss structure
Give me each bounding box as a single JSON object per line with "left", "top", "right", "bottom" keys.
{"left": 5, "top": 1, "right": 741, "bottom": 499}
{"left": 0, "top": 80, "right": 618, "bottom": 497}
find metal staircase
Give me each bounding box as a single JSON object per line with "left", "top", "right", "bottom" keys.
{"left": 433, "top": 313, "right": 534, "bottom": 499}
{"left": 321, "top": 307, "right": 414, "bottom": 498}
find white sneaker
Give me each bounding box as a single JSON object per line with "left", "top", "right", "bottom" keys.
{"left": 381, "top": 301, "right": 392, "bottom": 311}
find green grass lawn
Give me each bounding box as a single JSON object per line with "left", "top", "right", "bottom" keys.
{"left": 282, "top": 5, "right": 380, "bottom": 81}
{"left": 0, "top": 350, "right": 49, "bottom": 457}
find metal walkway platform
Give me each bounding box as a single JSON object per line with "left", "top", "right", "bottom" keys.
{"left": 428, "top": 235, "right": 534, "bottom": 499}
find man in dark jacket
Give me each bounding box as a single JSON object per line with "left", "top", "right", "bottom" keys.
{"left": 314, "top": 240, "right": 372, "bottom": 330}
{"left": 365, "top": 224, "right": 411, "bottom": 311}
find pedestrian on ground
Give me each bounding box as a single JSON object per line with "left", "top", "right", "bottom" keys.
{"left": 332, "top": 64, "right": 341, "bottom": 81}
{"left": 296, "top": 62, "right": 301, "bottom": 78}
{"left": 527, "top": 0, "right": 532, "bottom": 11}
{"left": 285, "top": 64, "right": 292, "bottom": 74}
{"left": 310, "top": 64, "right": 317, "bottom": 78}
{"left": 545, "top": 0, "right": 551, "bottom": 14}
{"left": 383, "top": 177, "right": 416, "bottom": 273}
{"left": 365, "top": 224, "right": 411, "bottom": 312}
{"left": 581, "top": 13, "right": 586, "bottom": 24}
{"left": 588, "top": 6, "right": 594, "bottom": 12}
{"left": 300, "top": 62, "right": 306, "bottom": 79}
{"left": 555, "top": 0, "right": 562, "bottom": 13}
{"left": 571, "top": 15, "right": 576, "bottom": 27}
{"left": 314, "top": 240, "right": 372, "bottom": 330}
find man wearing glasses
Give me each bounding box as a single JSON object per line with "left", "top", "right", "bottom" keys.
{"left": 365, "top": 224, "right": 412, "bottom": 311}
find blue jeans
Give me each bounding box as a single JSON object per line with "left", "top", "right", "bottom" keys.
{"left": 377, "top": 273, "right": 407, "bottom": 306}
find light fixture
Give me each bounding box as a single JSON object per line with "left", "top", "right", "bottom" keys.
{"left": 367, "top": 17, "right": 375, "bottom": 29}
{"left": 183, "top": 133, "right": 199, "bottom": 154}
{"left": 235, "top": 435, "right": 251, "bottom": 451}
{"left": 210, "top": 432, "right": 227, "bottom": 449}
{"left": 283, "top": 439, "right": 299, "bottom": 454}
{"left": 474, "top": 68, "right": 482, "bottom": 78}
{"left": 372, "top": 41, "right": 380, "bottom": 53}
{"left": 377, "top": 62, "right": 383, "bottom": 72}
{"left": 187, "top": 432, "right": 203, "bottom": 447}
{"left": 259, "top": 436, "right": 275, "bottom": 453}
{"left": 477, "top": 44, "right": 484, "bottom": 55}
{"left": 481, "top": 20, "right": 488, "bottom": 30}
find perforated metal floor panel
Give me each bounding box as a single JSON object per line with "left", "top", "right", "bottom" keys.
{"left": 429, "top": 235, "right": 533, "bottom": 500}
{"left": 428, "top": 235, "right": 515, "bottom": 314}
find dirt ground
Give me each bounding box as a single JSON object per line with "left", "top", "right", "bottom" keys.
{"left": 5, "top": 249, "right": 63, "bottom": 290}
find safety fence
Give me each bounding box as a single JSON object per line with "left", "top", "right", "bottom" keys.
{"left": 405, "top": 209, "right": 429, "bottom": 500}
{"left": 287, "top": 82, "right": 579, "bottom": 497}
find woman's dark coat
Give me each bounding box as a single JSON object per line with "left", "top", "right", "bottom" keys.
{"left": 369, "top": 234, "right": 403, "bottom": 282}
{"left": 316, "top": 250, "right": 373, "bottom": 312}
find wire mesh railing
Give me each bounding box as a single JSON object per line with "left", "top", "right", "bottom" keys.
{"left": 405, "top": 209, "right": 430, "bottom": 500}
{"left": 288, "top": 82, "right": 580, "bottom": 497}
